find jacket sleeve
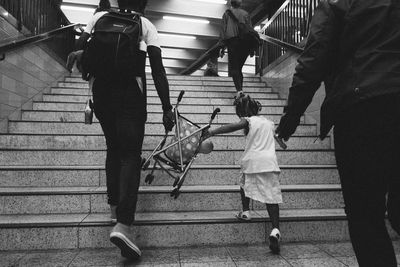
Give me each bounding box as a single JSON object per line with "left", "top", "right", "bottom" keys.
{"left": 218, "top": 12, "right": 228, "bottom": 47}
{"left": 147, "top": 45, "right": 172, "bottom": 112}
{"left": 284, "top": 0, "right": 340, "bottom": 117}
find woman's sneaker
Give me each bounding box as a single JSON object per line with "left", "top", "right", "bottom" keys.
{"left": 110, "top": 223, "right": 141, "bottom": 259}
{"left": 235, "top": 210, "right": 251, "bottom": 221}
{"left": 269, "top": 228, "right": 281, "bottom": 254}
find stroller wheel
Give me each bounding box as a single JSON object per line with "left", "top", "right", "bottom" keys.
{"left": 145, "top": 174, "right": 155, "bottom": 184}
{"left": 170, "top": 188, "right": 180, "bottom": 199}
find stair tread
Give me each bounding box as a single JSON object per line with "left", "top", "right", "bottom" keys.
{"left": 0, "top": 184, "right": 342, "bottom": 195}
{"left": 0, "top": 209, "right": 346, "bottom": 228}
{"left": 0, "top": 164, "right": 337, "bottom": 170}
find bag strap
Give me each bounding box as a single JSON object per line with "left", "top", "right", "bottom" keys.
{"left": 226, "top": 9, "right": 240, "bottom": 24}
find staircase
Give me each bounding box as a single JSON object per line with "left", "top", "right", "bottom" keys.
{"left": 0, "top": 74, "right": 346, "bottom": 251}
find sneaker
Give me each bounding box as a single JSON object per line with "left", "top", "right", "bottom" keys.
{"left": 269, "top": 228, "right": 281, "bottom": 254}
{"left": 110, "top": 223, "right": 141, "bottom": 259}
{"left": 235, "top": 210, "right": 251, "bottom": 221}
{"left": 110, "top": 205, "right": 117, "bottom": 223}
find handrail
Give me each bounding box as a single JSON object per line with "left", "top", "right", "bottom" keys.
{"left": 179, "top": 43, "right": 220, "bottom": 75}
{"left": 0, "top": 24, "right": 79, "bottom": 54}
{"left": 257, "top": 0, "right": 320, "bottom": 71}
{"left": 259, "top": 33, "right": 303, "bottom": 54}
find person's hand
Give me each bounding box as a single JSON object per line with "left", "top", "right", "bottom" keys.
{"left": 202, "top": 129, "right": 212, "bottom": 140}
{"left": 276, "top": 113, "right": 301, "bottom": 141}
{"left": 66, "top": 50, "right": 84, "bottom": 73}
{"left": 162, "top": 109, "right": 175, "bottom": 132}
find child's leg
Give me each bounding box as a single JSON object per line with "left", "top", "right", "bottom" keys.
{"left": 266, "top": 203, "right": 280, "bottom": 229}
{"left": 240, "top": 187, "right": 250, "bottom": 211}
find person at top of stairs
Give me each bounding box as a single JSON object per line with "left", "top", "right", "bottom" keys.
{"left": 203, "top": 94, "right": 282, "bottom": 254}
{"left": 66, "top": 0, "right": 175, "bottom": 260}
{"left": 218, "top": 0, "right": 257, "bottom": 99}
{"left": 276, "top": 1, "right": 400, "bottom": 266}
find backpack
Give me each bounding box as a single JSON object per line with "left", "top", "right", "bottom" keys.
{"left": 226, "top": 10, "right": 261, "bottom": 51}
{"left": 81, "top": 11, "right": 142, "bottom": 79}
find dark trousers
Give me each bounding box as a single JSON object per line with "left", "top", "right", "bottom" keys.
{"left": 334, "top": 94, "right": 400, "bottom": 267}
{"left": 92, "top": 77, "right": 146, "bottom": 226}
{"left": 227, "top": 37, "right": 251, "bottom": 92}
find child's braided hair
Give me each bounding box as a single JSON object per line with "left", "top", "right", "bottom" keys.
{"left": 233, "top": 94, "right": 262, "bottom": 135}
{"left": 234, "top": 94, "right": 262, "bottom": 118}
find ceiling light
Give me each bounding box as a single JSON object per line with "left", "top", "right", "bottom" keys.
{"left": 163, "top": 16, "right": 209, "bottom": 24}
{"left": 60, "top": 5, "right": 95, "bottom": 13}
{"left": 192, "top": 0, "right": 227, "bottom": 4}
{"left": 158, "top": 33, "right": 196, "bottom": 40}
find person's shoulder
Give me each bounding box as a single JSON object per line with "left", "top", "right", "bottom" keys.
{"left": 140, "top": 16, "right": 157, "bottom": 31}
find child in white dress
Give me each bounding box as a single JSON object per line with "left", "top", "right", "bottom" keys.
{"left": 204, "top": 94, "right": 283, "bottom": 254}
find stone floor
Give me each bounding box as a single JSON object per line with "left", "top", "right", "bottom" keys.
{"left": 1, "top": 240, "right": 399, "bottom": 267}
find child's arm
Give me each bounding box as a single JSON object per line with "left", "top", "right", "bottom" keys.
{"left": 208, "top": 118, "right": 248, "bottom": 137}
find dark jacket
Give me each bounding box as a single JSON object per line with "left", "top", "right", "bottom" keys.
{"left": 220, "top": 7, "right": 252, "bottom": 44}
{"left": 285, "top": 0, "right": 400, "bottom": 139}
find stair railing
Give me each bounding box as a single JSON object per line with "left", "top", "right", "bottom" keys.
{"left": 0, "top": 0, "right": 69, "bottom": 35}
{"left": 257, "top": 0, "right": 320, "bottom": 73}
{"left": 0, "top": 24, "right": 79, "bottom": 65}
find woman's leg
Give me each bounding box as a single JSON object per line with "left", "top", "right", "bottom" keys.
{"left": 227, "top": 38, "right": 245, "bottom": 93}
{"left": 93, "top": 78, "right": 120, "bottom": 206}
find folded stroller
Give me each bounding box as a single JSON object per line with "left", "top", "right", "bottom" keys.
{"left": 142, "top": 90, "right": 220, "bottom": 198}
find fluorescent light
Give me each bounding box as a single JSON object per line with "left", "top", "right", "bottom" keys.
{"left": 60, "top": 5, "right": 95, "bottom": 13}
{"left": 163, "top": 15, "right": 209, "bottom": 24}
{"left": 158, "top": 33, "right": 196, "bottom": 40}
{"left": 192, "top": 0, "right": 227, "bottom": 4}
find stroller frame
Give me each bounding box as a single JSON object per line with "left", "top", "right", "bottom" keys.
{"left": 142, "top": 90, "right": 220, "bottom": 198}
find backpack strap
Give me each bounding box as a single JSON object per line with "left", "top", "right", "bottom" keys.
{"left": 226, "top": 9, "right": 240, "bottom": 24}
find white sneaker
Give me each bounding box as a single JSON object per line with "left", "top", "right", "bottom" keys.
{"left": 269, "top": 228, "right": 281, "bottom": 254}
{"left": 110, "top": 223, "right": 141, "bottom": 259}
{"left": 235, "top": 210, "right": 251, "bottom": 221}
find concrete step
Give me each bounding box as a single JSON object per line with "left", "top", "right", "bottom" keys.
{"left": 65, "top": 75, "right": 263, "bottom": 82}
{"left": 0, "top": 150, "right": 336, "bottom": 166}
{"left": 32, "top": 102, "right": 285, "bottom": 114}
{"left": 58, "top": 83, "right": 272, "bottom": 93}
{"left": 0, "top": 185, "right": 343, "bottom": 214}
{"left": 0, "top": 165, "right": 339, "bottom": 187}
{"left": 43, "top": 94, "right": 287, "bottom": 106}
{"left": 9, "top": 121, "right": 317, "bottom": 136}
{"left": 19, "top": 111, "right": 303, "bottom": 124}
{"left": 0, "top": 209, "right": 350, "bottom": 250}
{"left": 50, "top": 87, "right": 277, "bottom": 99}
{"left": 0, "top": 134, "right": 330, "bottom": 150}
{"left": 58, "top": 81, "right": 267, "bottom": 88}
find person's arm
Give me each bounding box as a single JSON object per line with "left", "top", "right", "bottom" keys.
{"left": 218, "top": 12, "right": 228, "bottom": 57}
{"left": 209, "top": 118, "right": 248, "bottom": 136}
{"left": 143, "top": 18, "right": 174, "bottom": 131}
{"left": 147, "top": 45, "right": 172, "bottom": 113}
{"left": 277, "top": 0, "right": 341, "bottom": 140}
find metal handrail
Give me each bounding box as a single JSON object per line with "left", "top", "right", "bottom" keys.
{"left": 0, "top": 24, "right": 79, "bottom": 54}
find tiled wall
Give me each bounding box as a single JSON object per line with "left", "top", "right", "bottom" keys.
{"left": 261, "top": 51, "right": 326, "bottom": 134}
{"left": 0, "top": 17, "right": 68, "bottom": 132}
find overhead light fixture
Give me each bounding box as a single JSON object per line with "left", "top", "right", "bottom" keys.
{"left": 163, "top": 15, "right": 209, "bottom": 24}
{"left": 158, "top": 33, "right": 196, "bottom": 40}
{"left": 192, "top": 0, "right": 227, "bottom": 4}
{"left": 60, "top": 5, "right": 95, "bottom": 13}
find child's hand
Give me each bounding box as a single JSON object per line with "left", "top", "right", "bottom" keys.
{"left": 202, "top": 129, "right": 212, "bottom": 141}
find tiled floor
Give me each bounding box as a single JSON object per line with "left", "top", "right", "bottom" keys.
{"left": 1, "top": 240, "right": 399, "bottom": 267}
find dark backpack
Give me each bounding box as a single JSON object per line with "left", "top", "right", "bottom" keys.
{"left": 82, "top": 11, "right": 142, "bottom": 79}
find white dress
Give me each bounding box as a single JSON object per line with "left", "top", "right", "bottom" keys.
{"left": 239, "top": 116, "right": 283, "bottom": 204}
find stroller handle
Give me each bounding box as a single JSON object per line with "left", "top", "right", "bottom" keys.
{"left": 209, "top": 108, "right": 220, "bottom": 124}
{"left": 177, "top": 90, "right": 185, "bottom": 103}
